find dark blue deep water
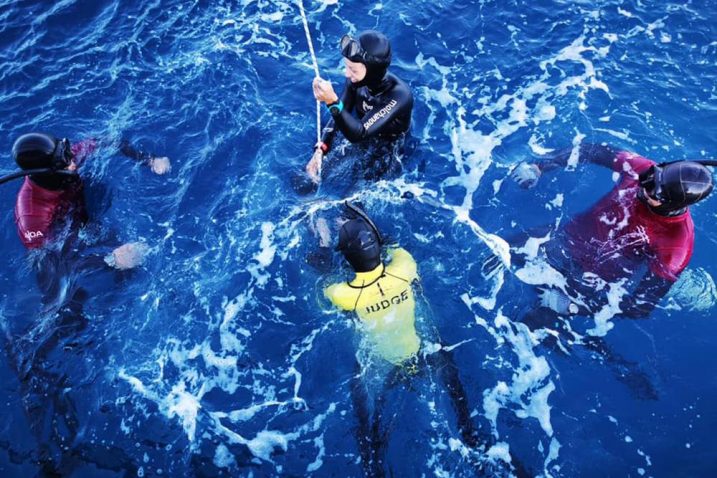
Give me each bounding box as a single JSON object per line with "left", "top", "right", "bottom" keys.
{"left": 1, "top": 1, "right": 717, "bottom": 477}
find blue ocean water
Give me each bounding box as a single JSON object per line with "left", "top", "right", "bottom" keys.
{"left": 1, "top": 0, "right": 716, "bottom": 476}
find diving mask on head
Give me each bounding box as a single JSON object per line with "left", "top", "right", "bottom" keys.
{"left": 336, "top": 201, "right": 383, "bottom": 273}
{"left": 340, "top": 32, "right": 391, "bottom": 67}
{"left": 340, "top": 35, "right": 375, "bottom": 64}
{"left": 1, "top": 133, "right": 77, "bottom": 186}
{"left": 638, "top": 160, "right": 714, "bottom": 216}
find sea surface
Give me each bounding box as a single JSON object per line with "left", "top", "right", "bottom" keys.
{"left": 1, "top": 0, "right": 716, "bottom": 477}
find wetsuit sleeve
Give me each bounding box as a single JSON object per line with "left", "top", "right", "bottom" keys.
{"left": 119, "top": 139, "right": 155, "bottom": 165}
{"left": 320, "top": 80, "right": 358, "bottom": 152}
{"left": 387, "top": 248, "right": 418, "bottom": 282}
{"left": 537, "top": 143, "right": 657, "bottom": 176}
{"left": 620, "top": 271, "right": 673, "bottom": 318}
{"left": 71, "top": 139, "right": 98, "bottom": 164}
{"left": 331, "top": 83, "right": 412, "bottom": 143}
{"left": 537, "top": 143, "right": 620, "bottom": 171}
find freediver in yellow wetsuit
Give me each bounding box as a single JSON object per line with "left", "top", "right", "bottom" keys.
{"left": 325, "top": 244, "right": 419, "bottom": 365}
{"left": 322, "top": 203, "right": 528, "bottom": 478}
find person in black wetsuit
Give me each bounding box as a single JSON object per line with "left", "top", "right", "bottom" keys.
{"left": 2, "top": 133, "right": 170, "bottom": 475}
{"left": 305, "top": 30, "right": 414, "bottom": 184}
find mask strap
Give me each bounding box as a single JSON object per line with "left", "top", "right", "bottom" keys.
{"left": 658, "top": 160, "right": 717, "bottom": 167}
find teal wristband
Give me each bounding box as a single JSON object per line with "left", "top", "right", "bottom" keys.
{"left": 328, "top": 100, "right": 344, "bottom": 114}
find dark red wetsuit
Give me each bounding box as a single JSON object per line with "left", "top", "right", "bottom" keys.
{"left": 14, "top": 140, "right": 97, "bottom": 249}
{"left": 564, "top": 151, "right": 694, "bottom": 283}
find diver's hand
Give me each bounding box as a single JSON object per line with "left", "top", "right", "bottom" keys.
{"left": 511, "top": 162, "right": 541, "bottom": 188}
{"left": 312, "top": 77, "right": 339, "bottom": 104}
{"left": 538, "top": 288, "right": 578, "bottom": 315}
{"left": 106, "top": 242, "right": 150, "bottom": 270}
{"left": 148, "top": 156, "right": 171, "bottom": 175}
{"left": 306, "top": 148, "right": 323, "bottom": 184}
{"left": 149, "top": 156, "right": 171, "bottom": 175}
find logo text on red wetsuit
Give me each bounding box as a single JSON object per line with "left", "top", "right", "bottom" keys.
{"left": 24, "top": 230, "right": 44, "bottom": 241}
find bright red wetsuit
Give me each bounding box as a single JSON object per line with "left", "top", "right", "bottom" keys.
{"left": 564, "top": 151, "right": 694, "bottom": 283}
{"left": 14, "top": 140, "right": 97, "bottom": 249}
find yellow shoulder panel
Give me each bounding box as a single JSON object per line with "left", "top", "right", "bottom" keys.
{"left": 324, "top": 282, "right": 359, "bottom": 311}
{"left": 386, "top": 247, "right": 418, "bottom": 282}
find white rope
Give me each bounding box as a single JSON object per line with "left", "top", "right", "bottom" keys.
{"left": 297, "top": 0, "right": 321, "bottom": 144}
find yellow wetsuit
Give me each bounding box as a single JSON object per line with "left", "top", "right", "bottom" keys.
{"left": 324, "top": 248, "right": 420, "bottom": 365}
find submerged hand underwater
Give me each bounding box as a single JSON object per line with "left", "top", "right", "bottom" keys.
{"left": 1, "top": 1, "right": 716, "bottom": 477}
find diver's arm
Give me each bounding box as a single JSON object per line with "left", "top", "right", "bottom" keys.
{"left": 318, "top": 80, "right": 357, "bottom": 152}
{"left": 318, "top": 120, "right": 337, "bottom": 153}
{"left": 119, "top": 139, "right": 171, "bottom": 175}
{"left": 513, "top": 143, "right": 621, "bottom": 188}
{"left": 332, "top": 88, "right": 411, "bottom": 143}
{"left": 536, "top": 143, "right": 620, "bottom": 172}
{"left": 307, "top": 80, "right": 359, "bottom": 182}
{"left": 619, "top": 271, "right": 673, "bottom": 318}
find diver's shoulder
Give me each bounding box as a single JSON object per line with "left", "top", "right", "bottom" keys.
{"left": 386, "top": 73, "right": 413, "bottom": 97}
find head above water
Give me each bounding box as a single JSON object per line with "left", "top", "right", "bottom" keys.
{"left": 336, "top": 202, "right": 383, "bottom": 273}
{"left": 340, "top": 30, "right": 391, "bottom": 88}
{"left": 12, "top": 133, "right": 73, "bottom": 171}
{"left": 638, "top": 161, "right": 714, "bottom": 216}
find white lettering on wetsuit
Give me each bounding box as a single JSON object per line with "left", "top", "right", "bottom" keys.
{"left": 365, "top": 289, "right": 409, "bottom": 314}
{"left": 363, "top": 99, "right": 398, "bottom": 130}
{"left": 24, "top": 230, "right": 44, "bottom": 241}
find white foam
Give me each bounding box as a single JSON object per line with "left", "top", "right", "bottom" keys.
{"left": 261, "top": 12, "right": 284, "bottom": 22}
{"left": 246, "top": 430, "right": 289, "bottom": 462}
{"left": 604, "top": 33, "right": 619, "bottom": 43}
{"left": 255, "top": 222, "right": 277, "bottom": 267}
{"left": 528, "top": 135, "right": 554, "bottom": 155}
{"left": 547, "top": 193, "right": 564, "bottom": 210}
{"left": 566, "top": 132, "right": 586, "bottom": 171}
{"left": 514, "top": 232, "right": 551, "bottom": 260}
{"left": 515, "top": 258, "right": 568, "bottom": 290}
{"left": 486, "top": 441, "right": 512, "bottom": 463}
{"left": 482, "top": 312, "right": 555, "bottom": 437}
{"left": 587, "top": 279, "right": 627, "bottom": 336}
{"left": 306, "top": 435, "right": 326, "bottom": 472}
{"left": 415, "top": 52, "right": 453, "bottom": 76}
{"left": 594, "top": 127, "right": 631, "bottom": 141}
{"left": 535, "top": 104, "right": 556, "bottom": 122}
{"left": 166, "top": 382, "right": 203, "bottom": 442}
{"left": 213, "top": 444, "right": 236, "bottom": 468}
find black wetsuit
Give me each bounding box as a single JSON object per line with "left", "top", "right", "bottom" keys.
{"left": 320, "top": 73, "right": 413, "bottom": 181}
{"left": 322, "top": 73, "right": 413, "bottom": 146}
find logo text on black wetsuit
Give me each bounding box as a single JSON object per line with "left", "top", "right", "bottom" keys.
{"left": 365, "top": 288, "right": 409, "bottom": 314}
{"left": 363, "top": 99, "right": 398, "bottom": 130}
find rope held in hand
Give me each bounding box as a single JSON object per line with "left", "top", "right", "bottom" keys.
{"left": 297, "top": 0, "right": 321, "bottom": 144}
